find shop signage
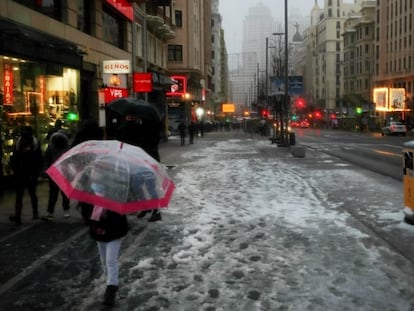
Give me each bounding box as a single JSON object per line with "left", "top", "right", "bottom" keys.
{"left": 3, "top": 63, "right": 13, "bottom": 105}
{"left": 222, "top": 103, "right": 235, "bottom": 113}
{"left": 133, "top": 73, "right": 153, "bottom": 92}
{"left": 102, "top": 60, "right": 131, "bottom": 74}
{"left": 103, "top": 73, "right": 127, "bottom": 88}
{"left": 166, "top": 75, "right": 186, "bottom": 96}
{"left": 104, "top": 0, "right": 133, "bottom": 21}
{"left": 104, "top": 87, "right": 128, "bottom": 103}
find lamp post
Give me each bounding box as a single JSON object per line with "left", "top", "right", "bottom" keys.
{"left": 270, "top": 32, "right": 284, "bottom": 141}
{"left": 272, "top": 0, "right": 289, "bottom": 146}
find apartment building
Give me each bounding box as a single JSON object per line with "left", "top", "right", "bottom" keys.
{"left": 375, "top": 0, "right": 414, "bottom": 127}
{"left": 165, "top": 0, "right": 212, "bottom": 131}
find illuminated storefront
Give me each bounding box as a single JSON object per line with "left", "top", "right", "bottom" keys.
{"left": 0, "top": 55, "right": 80, "bottom": 176}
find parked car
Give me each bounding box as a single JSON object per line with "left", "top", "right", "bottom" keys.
{"left": 300, "top": 120, "right": 310, "bottom": 128}
{"left": 381, "top": 121, "right": 407, "bottom": 136}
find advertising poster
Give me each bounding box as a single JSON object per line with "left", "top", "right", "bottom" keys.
{"left": 390, "top": 88, "right": 405, "bottom": 110}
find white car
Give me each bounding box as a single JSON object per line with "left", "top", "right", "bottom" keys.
{"left": 381, "top": 121, "right": 407, "bottom": 136}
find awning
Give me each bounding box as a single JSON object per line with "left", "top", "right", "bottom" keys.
{"left": 0, "top": 17, "right": 82, "bottom": 68}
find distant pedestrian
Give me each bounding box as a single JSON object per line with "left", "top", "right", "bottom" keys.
{"left": 178, "top": 120, "right": 186, "bottom": 146}
{"left": 9, "top": 126, "right": 43, "bottom": 225}
{"left": 188, "top": 121, "right": 195, "bottom": 144}
{"left": 46, "top": 119, "right": 65, "bottom": 140}
{"left": 41, "top": 130, "right": 71, "bottom": 221}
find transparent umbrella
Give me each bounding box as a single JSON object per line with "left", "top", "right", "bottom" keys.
{"left": 46, "top": 140, "right": 175, "bottom": 214}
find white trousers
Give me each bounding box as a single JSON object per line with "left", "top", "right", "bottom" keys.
{"left": 96, "top": 238, "right": 122, "bottom": 286}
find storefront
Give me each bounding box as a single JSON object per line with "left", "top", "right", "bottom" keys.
{"left": 0, "top": 18, "right": 83, "bottom": 179}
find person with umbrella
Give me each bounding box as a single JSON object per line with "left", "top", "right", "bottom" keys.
{"left": 80, "top": 157, "right": 129, "bottom": 306}
{"left": 107, "top": 98, "right": 163, "bottom": 222}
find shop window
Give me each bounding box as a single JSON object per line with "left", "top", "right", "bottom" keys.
{"left": 103, "top": 5, "right": 125, "bottom": 49}
{"left": 13, "top": 0, "right": 62, "bottom": 21}
{"left": 0, "top": 55, "right": 80, "bottom": 177}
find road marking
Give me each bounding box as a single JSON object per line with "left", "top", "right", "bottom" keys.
{"left": 0, "top": 227, "right": 88, "bottom": 296}
{"left": 374, "top": 149, "right": 402, "bottom": 158}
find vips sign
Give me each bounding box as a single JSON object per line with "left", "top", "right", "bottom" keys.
{"left": 102, "top": 60, "right": 130, "bottom": 103}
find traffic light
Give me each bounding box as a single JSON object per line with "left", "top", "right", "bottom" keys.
{"left": 296, "top": 97, "right": 305, "bottom": 108}
{"left": 356, "top": 107, "right": 362, "bottom": 114}
{"left": 315, "top": 111, "right": 321, "bottom": 119}
{"left": 261, "top": 109, "right": 269, "bottom": 119}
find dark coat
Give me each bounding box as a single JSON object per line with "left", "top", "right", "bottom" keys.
{"left": 81, "top": 203, "right": 129, "bottom": 242}
{"left": 43, "top": 131, "right": 69, "bottom": 169}
{"left": 10, "top": 135, "right": 43, "bottom": 178}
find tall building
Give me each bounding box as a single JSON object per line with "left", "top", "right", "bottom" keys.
{"left": 228, "top": 3, "right": 274, "bottom": 115}
{"left": 306, "top": 0, "right": 362, "bottom": 113}
{"left": 166, "top": 0, "right": 212, "bottom": 130}
{"left": 375, "top": 0, "right": 414, "bottom": 126}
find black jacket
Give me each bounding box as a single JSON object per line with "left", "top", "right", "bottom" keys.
{"left": 81, "top": 203, "right": 128, "bottom": 242}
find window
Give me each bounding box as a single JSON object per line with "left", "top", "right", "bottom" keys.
{"left": 77, "top": 0, "right": 91, "bottom": 34}
{"left": 175, "top": 10, "right": 183, "bottom": 27}
{"left": 168, "top": 45, "right": 183, "bottom": 61}
{"left": 102, "top": 5, "right": 125, "bottom": 49}
{"left": 13, "top": 0, "right": 62, "bottom": 21}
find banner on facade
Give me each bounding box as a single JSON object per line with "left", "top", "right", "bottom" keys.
{"left": 3, "top": 63, "right": 13, "bottom": 105}
{"left": 133, "top": 73, "right": 153, "bottom": 92}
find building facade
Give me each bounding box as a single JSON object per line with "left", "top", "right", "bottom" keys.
{"left": 0, "top": 0, "right": 178, "bottom": 179}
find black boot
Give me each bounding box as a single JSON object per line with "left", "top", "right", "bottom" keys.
{"left": 103, "top": 285, "right": 118, "bottom": 306}
{"left": 136, "top": 211, "right": 149, "bottom": 219}
{"left": 148, "top": 210, "right": 161, "bottom": 222}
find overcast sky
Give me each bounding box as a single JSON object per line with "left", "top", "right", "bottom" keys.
{"left": 219, "top": 0, "right": 316, "bottom": 54}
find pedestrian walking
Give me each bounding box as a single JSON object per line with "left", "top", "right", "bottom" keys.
{"left": 188, "top": 121, "right": 195, "bottom": 144}
{"left": 9, "top": 126, "right": 43, "bottom": 225}
{"left": 80, "top": 165, "right": 129, "bottom": 306}
{"left": 178, "top": 120, "right": 186, "bottom": 146}
{"left": 115, "top": 111, "right": 163, "bottom": 222}
{"left": 41, "top": 130, "right": 71, "bottom": 221}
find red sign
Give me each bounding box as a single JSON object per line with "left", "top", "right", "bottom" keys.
{"left": 103, "top": 87, "right": 129, "bottom": 103}
{"left": 105, "top": 0, "right": 133, "bottom": 21}
{"left": 3, "top": 63, "right": 13, "bottom": 105}
{"left": 166, "top": 75, "right": 186, "bottom": 96}
{"left": 133, "top": 73, "right": 153, "bottom": 92}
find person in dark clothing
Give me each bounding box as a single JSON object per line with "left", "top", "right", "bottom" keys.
{"left": 46, "top": 119, "right": 64, "bottom": 140}
{"left": 178, "top": 120, "right": 186, "bottom": 146}
{"left": 80, "top": 202, "right": 128, "bottom": 305}
{"left": 41, "top": 130, "right": 71, "bottom": 221}
{"left": 188, "top": 121, "right": 195, "bottom": 144}
{"left": 9, "top": 126, "right": 43, "bottom": 225}
{"left": 71, "top": 119, "right": 104, "bottom": 147}
{"left": 78, "top": 161, "right": 129, "bottom": 306}
{"left": 115, "top": 115, "right": 162, "bottom": 222}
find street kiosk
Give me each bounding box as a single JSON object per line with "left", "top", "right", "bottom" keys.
{"left": 403, "top": 141, "right": 414, "bottom": 223}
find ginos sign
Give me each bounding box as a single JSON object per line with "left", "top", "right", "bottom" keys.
{"left": 102, "top": 60, "right": 131, "bottom": 74}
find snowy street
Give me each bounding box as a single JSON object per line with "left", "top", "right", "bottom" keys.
{"left": 1, "top": 131, "right": 414, "bottom": 311}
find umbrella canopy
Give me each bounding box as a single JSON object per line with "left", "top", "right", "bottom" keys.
{"left": 45, "top": 140, "right": 175, "bottom": 214}
{"left": 106, "top": 97, "right": 161, "bottom": 122}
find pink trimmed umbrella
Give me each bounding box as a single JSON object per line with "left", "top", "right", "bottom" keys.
{"left": 46, "top": 140, "right": 175, "bottom": 214}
